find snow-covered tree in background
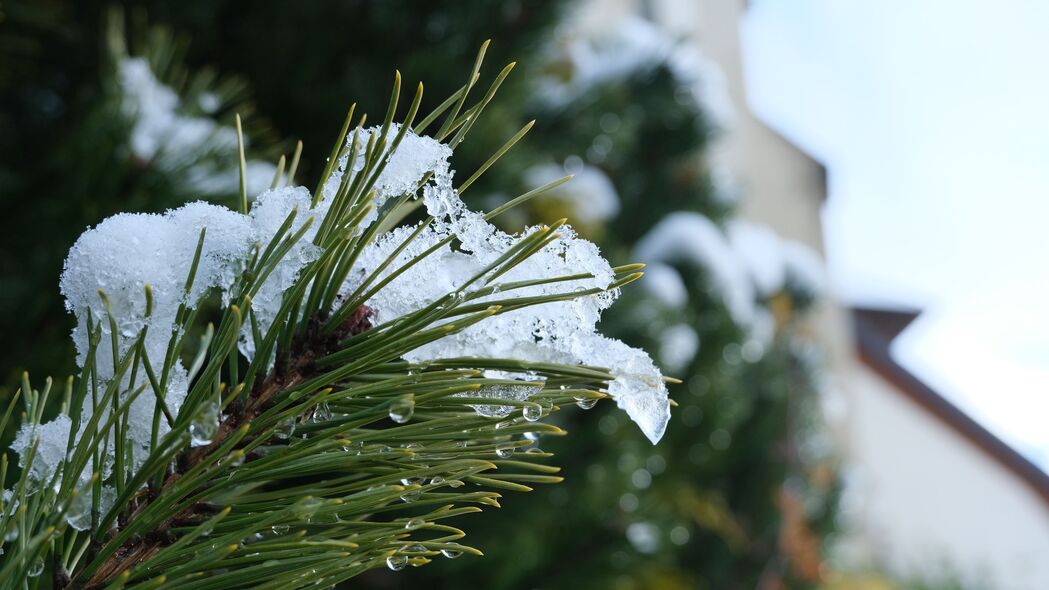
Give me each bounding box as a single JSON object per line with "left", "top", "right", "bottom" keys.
{"left": 0, "top": 10, "right": 279, "bottom": 396}
{"left": 390, "top": 16, "right": 840, "bottom": 590}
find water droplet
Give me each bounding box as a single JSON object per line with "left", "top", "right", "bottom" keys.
{"left": 4, "top": 527, "right": 18, "bottom": 542}
{"left": 386, "top": 554, "right": 408, "bottom": 571}
{"left": 389, "top": 395, "right": 415, "bottom": 424}
{"left": 522, "top": 403, "right": 542, "bottom": 422}
{"left": 64, "top": 490, "right": 91, "bottom": 531}
{"left": 189, "top": 399, "right": 221, "bottom": 447}
{"left": 294, "top": 497, "right": 323, "bottom": 522}
{"left": 524, "top": 431, "right": 540, "bottom": 442}
{"left": 440, "top": 548, "right": 462, "bottom": 559}
{"left": 494, "top": 420, "right": 511, "bottom": 430}
{"left": 400, "top": 489, "right": 422, "bottom": 503}
{"left": 525, "top": 447, "right": 545, "bottom": 455}
{"left": 312, "top": 402, "right": 332, "bottom": 423}
{"left": 448, "top": 479, "right": 464, "bottom": 488}
{"left": 274, "top": 416, "right": 296, "bottom": 440}
{"left": 404, "top": 518, "right": 425, "bottom": 530}
{"left": 271, "top": 525, "right": 290, "bottom": 535}
{"left": 495, "top": 443, "right": 514, "bottom": 459}
{"left": 401, "top": 476, "right": 425, "bottom": 486}
{"left": 575, "top": 397, "right": 598, "bottom": 410}
{"left": 429, "top": 476, "right": 445, "bottom": 485}
{"left": 27, "top": 558, "right": 43, "bottom": 577}
{"left": 454, "top": 440, "right": 468, "bottom": 448}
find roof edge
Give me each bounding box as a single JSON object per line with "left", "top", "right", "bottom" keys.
{"left": 852, "top": 307, "right": 1049, "bottom": 507}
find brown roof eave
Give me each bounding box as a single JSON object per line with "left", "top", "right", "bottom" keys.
{"left": 852, "top": 307, "right": 1049, "bottom": 507}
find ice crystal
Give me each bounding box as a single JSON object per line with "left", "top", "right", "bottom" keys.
{"left": 465, "top": 384, "right": 539, "bottom": 419}
{"left": 323, "top": 124, "right": 453, "bottom": 231}
{"left": 10, "top": 415, "right": 72, "bottom": 482}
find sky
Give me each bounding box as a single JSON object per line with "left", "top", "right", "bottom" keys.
{"left": 740, "top": 0, "right": 1049, "bottom": 467}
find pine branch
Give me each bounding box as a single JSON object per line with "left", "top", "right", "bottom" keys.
{"left": 0, "top": 41, "right": 670, "bottom": 590}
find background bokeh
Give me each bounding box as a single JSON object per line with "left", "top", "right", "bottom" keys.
{"left": 3, "top": 1, "right": 1041, "bottom": 589}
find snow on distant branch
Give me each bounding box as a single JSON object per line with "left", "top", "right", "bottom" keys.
{"left": 635, "top": 213, "right": 825, "bottom": 336}
{"left": 537, "top": 17, "right": 734, "bottom": 130}
{"left": 117, "top": 57, "right": 276, "bottom": 197}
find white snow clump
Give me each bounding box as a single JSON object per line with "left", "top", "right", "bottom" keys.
{"left": 12, "top": 125, "right": 671, "bottom": 507}
{"left": 538, "top": 17, "right": 734, "bottom": 129}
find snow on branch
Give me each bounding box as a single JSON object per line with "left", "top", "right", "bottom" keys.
{"left": 13, "top": 127, "right": 671, "bottom": 524}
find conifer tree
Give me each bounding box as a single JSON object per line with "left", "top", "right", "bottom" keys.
{"left": 390, "top": 17, "right": 839, "bottom": 590}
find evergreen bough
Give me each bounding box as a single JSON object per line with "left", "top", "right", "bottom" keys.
{"left": 0, "top": 45, "right": 669, "bottom": 588}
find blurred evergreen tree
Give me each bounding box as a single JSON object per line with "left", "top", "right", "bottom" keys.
{"left": 0, "top": 2, "right": 278, "bottom": 397}
{"left": 384, "top": 19, "right": 840, "bottom": 590}
{"left": 0, "top": 2, "right": 838, "bottom": 587}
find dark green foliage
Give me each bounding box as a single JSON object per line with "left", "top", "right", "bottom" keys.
{"left": 0, "top": 2, "right": 278, "bottom": 396}
{"left": 135, "top": 0, "right": 566, "bottom": 190}
{"left": 528, "top": 62, "right": 731, "bottom": 245}
{"left": 0, "top": 54, "right": 643, "bottom": 586}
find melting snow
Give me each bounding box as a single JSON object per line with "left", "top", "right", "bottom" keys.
{"left": 343, "top": 131, "right": 670, "bottom": 442}
{"left": 15, "top": 126, "right": 672, "bottom": 501}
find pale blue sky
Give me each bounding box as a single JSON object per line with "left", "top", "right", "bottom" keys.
{"left": 742, "top": 0, "right": 1049, "bottom": 466}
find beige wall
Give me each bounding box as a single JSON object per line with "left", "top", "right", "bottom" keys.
{"left": 843, "top": 363, "right": 1049, "bottom": 588}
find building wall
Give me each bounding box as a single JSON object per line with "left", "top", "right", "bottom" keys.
{"left": 844, "top": 363, "right": 1049, "bottom": 588}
